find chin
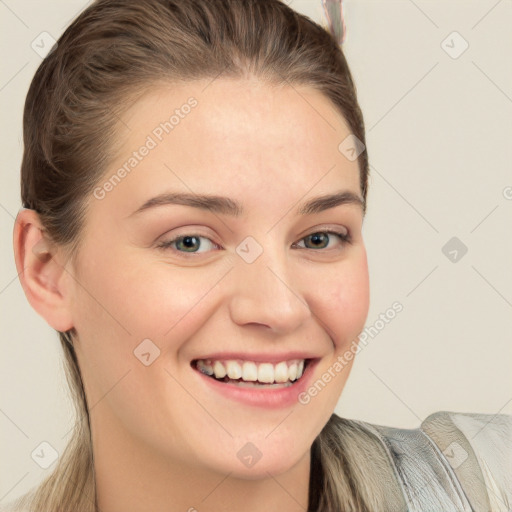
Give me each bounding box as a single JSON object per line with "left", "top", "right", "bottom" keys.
{"left": 226, "top": 455, "right": 302, "bottom": 481}
{"left": 205, "top": 435, "right": 308, "bottom": 480}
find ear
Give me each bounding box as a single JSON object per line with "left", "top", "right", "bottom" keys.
{"left": 13, "top": 208, "right": 74, "bottom": 332}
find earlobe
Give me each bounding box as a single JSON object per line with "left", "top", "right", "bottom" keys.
{"left": 13, "top": 208, "right": 75, "bottom": 332}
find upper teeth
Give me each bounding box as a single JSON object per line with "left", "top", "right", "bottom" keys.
{"left": 196, "top": 359, "right": 306, "bottom": 383}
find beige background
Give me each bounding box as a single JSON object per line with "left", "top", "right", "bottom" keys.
{"left": 1, "top": 0, "right": 511, "bottom": 503}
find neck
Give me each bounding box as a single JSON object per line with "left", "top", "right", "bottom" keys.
{"left": 92, "top": 410, "right": 312, "bottom": 512}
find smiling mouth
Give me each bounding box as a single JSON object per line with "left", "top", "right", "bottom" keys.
{"left": 191, "top": 358, "right": 313, "bottom": 388}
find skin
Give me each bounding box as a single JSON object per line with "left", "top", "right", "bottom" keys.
{"left": 14, "top": 77, "right": 370, "bottom": 512}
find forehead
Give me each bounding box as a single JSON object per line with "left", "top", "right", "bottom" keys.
{"left": 94, "top": 78, "right": 361, "bottom": 217}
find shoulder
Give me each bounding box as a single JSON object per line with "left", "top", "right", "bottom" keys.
{"left": 355, "top": 410, "right": 512, "bottom": 512}
{"left": 420, "top": 410, "right": 512, "bottom": 512}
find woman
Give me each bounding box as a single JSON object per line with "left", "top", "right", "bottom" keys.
{"left": 5, "top": 0, "right": 511, "bottom": 511}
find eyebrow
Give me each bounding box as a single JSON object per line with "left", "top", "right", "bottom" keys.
{"left": 129, "top": 190, "right": 365, "bottom": 218}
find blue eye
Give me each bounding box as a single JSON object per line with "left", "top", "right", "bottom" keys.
{"left": 157, "top": 235, "right": 219, "bottom": 254}
{"left": 157, "top": 229, "right": 351, "bottom": 256}
{"left": 294, "top": 230, "right": 351, "bottom": 250}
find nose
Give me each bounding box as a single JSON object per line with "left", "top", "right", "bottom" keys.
{"left": 228, "top": 243, "right": 311, "bottom": 334}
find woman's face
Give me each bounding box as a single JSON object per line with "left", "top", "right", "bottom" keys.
{"left": 68, "top": 78, "right": 369, "bottom": 478}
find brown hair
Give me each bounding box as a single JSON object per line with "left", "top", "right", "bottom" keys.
{"left": 14, "top": 1, "right": 397, "bottom": 510}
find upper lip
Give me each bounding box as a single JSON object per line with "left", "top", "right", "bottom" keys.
{"left": 192, "top": 351, "right": 320, "bottom": 364}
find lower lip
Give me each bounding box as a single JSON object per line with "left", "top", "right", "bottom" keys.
{"left": 193, "top": 359, "right": 320, "bottom": 409}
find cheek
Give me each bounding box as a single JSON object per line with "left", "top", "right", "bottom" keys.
{"left": 69, "top": 253, "right": 216, "bottom": 425}
{"left": 73, "top": 246, "right": 212, "bottom": 338}
{"left": 317, "top": 249, "right": 370, "bottom": 348}
{"left": 70, "top": 249, "right": 231, "bottom": 401}
{"left": 117, "top": 263, "right": 233, "bottom": 341}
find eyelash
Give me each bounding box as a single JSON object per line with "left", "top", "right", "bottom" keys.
{"left": 156, "top": 229, "right": 352, "bottom": 256}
